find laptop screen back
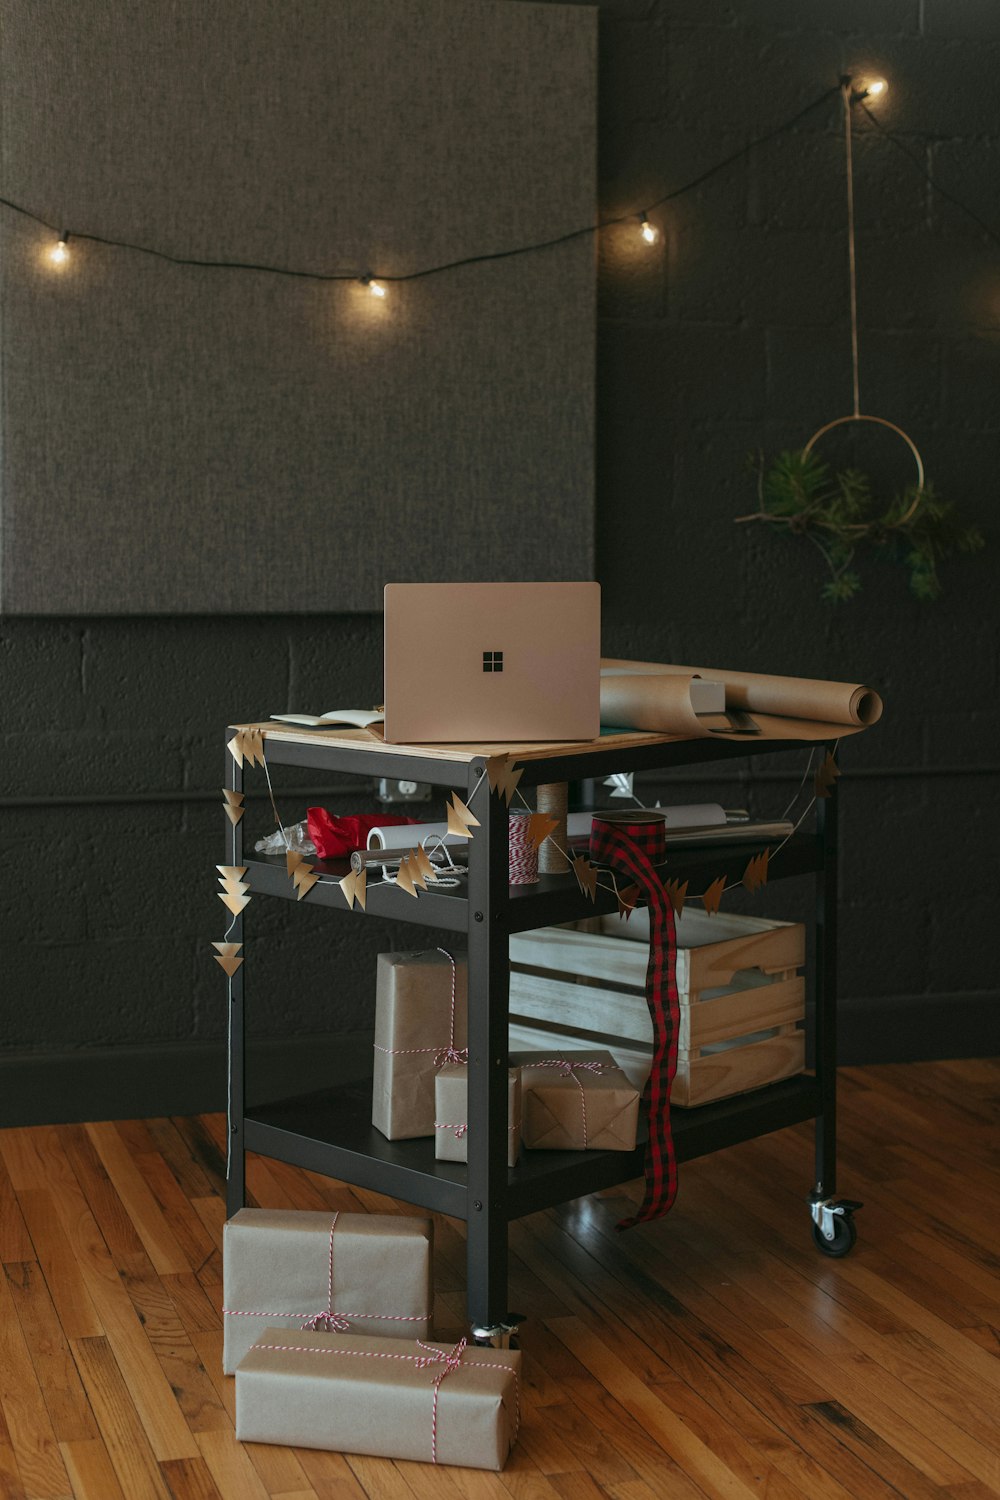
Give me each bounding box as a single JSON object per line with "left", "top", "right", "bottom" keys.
{"left": 383, "top": 581, "right": 600, "bottom": 743}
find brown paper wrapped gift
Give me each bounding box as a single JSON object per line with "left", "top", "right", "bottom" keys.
{"left": 236, "top": 1328, "right": 521, "bottom": 1470}
{"left": 222, "top": 1208, "right": 433, "bottom": 1374}
{"left": 373, "top": 948, "right": 468, "bottom": 1139}
{"left": 435, "top": 1063, "right": 521, "bottom": 1167}
{"left": 511, "top": 1049, "right": 640, "bottom": 1152}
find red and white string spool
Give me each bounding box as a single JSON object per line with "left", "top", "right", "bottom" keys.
{"left": 508, "top": 809, "right": 538, "bottom": 885}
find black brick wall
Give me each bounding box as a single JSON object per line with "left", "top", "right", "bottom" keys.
{"left": 2, "top": 1, "right": 997, "bottom": 1111}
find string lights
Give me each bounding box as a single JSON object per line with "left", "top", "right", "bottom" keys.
{"left": 0, "top": 84, "right": 842, "bottom": 292}
{"left": 4, "top": 74, "right": 996, "bottom": 303}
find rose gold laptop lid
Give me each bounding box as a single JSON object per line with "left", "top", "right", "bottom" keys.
{"left": 383, "top": 582, "right": 601, "bottom": 743}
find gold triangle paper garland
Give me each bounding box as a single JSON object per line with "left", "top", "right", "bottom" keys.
{"left": 227, "top": 728, "right": 265, "bottom": 768}
{"left": 616, "top": 882, "right": 640, "bottom": 920}
{"left": 663, "top": 877, "right": 688, "bottom": 918}
{"left": 485, "top": 755, "right": 524, "bottom": 806}
{"left": 446, "top": 792, "right": 481, "bottom": 839}
{"left": 571, "top": 853, "right": 599, "bottom": 902}
{"left": 701, "top": 876, "right": 726, "bottom": 916}
{"left": 339, "top": 866, "right": 367, "bottom": 911}
{"left": 217, "top": 865, "right": 251, "bottom": 915}
{"left": 222, "top": 787, "right": 245, "bottom": 826}
{"left": 212, "top": 941, "right": 244, "bottom": 977}
{"left": 742, "top": 848, "right": 771, "bottom": 894}
{"left": 814, "top": 751, "right": 841, "bottom": 798}
{"left": 283, "top": 849, "right": 320, "bottom": 900}
{"left": 528, "top": 812, "right": 559, "bottom": 850}
{"left": 394, "top": 854, "right": 420, "bottom": 898}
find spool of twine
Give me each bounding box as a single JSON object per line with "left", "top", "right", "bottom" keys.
{"left": 508, "top": 809, "right": 539, "bottom": 885}
{"left": 536, "top": 782, "right": 569, "bottom": 874}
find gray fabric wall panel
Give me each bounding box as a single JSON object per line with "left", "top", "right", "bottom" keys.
{"left": 0, "top": 0, "right": 596, "bottom": 613}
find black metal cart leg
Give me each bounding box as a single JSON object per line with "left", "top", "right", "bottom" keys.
{"left": 225, "top": 739, "right": 246, "bottom": 1219}
{"left": 813, "top": 755, "right": 838, "bottom": 1197}
{"left": 465, "top": 761, "right": 511, "bottom": 1333}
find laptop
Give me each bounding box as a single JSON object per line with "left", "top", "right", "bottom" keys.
{"left": 383, "top": 581, "right": 601, "bottom": 743}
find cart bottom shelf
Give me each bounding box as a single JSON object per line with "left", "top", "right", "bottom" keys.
{"left": 242, "top": 1075, "right": 822, "bottom": 1221}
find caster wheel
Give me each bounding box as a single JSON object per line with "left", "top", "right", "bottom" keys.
{"left": 811, "top": 1215, "right": 857, "bottom": 1258}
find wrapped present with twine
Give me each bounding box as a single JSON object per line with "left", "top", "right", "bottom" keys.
{"left": 434, "top": 1062, "right": 521, "bottom": 1167}
{"left": 222, "top": 1209, "right": 433, "bottom": 1374}
{"left": 236, "top": 1329, "right": 521, "bottom": 1470}
{"left": 511, "top": 1049, "right": 640, "bottom": 1152}
{"left": 373, "top": 948, "right": 468, "bottom": 1139}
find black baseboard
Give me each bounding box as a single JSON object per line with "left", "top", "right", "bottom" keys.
{"left": 0, "top": 993, "right": 995, "bottom": 1128}
{"left": 0, "top": 1033, "right": 376, "bottom": 1128}
{"left": 834, "top": 991, "right": 998, "bottom": 1066}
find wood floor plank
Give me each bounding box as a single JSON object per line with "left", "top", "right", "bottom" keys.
{"left": 546, "top": 1315, "right": 759, "bottom": 1500}
{"left": 117, "top": 1263, "right": 229, "bottom": 1435}
{"left": 0, "top": 1154, "right": 32, "bottom": 1266}
{"left": 6, "top": 1190, "right": 103, "bottom": 1342}
{"left": 0, "top": 1268, "right": 73, "bottom": 1499}
{"left": 3, "top": 1262, "right": 98, "bottom": 1444}
{"left": 158, "top": 1455, "right": 225, "bottom": 1500}
{"left": 343, "top": 1453, "right": 418, "bottom": 1498}
{"left": 8, "top": 1131, "right": 200, "bottom": 1463}
{"left": 59, "top": 1437, "right": 127, "bottom": 1500}
{"left": 291, "top": 1447, "right": 372, "bottom": 1500}
{"left": 144, "top": 1120, "right": 217, "bottom": 1203}
{"left": 0, "top": 1431, "right": 25, "bottom": 1500}
{"left": 84, "top": 1124, "right": 191, "bottom": 1276}
{"left": 194, "top": 1430, "right": 289, "bottom": 1500}
{"left": 137, "top": 1151, "right": 219, "bottom": 1274}
{"left": 70, "top": 1337, "right": 173, "bottom": 1500}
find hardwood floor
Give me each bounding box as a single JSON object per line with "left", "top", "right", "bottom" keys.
{"left": 0, "top": 1059, "right": 998, "bottom": 1500}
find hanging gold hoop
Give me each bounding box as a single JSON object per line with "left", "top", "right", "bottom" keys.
{"left": 802, "top": 413, "right": 925, "bottom": 526}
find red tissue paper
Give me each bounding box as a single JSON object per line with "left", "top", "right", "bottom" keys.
{"left": 306, "top": 808, "right": 420, "bottom": 860}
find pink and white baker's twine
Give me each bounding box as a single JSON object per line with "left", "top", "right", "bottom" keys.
{"left": 508, "top": 810, "right": 538, "bottom": 886}
{"left": 526, "top": 1058, "right": 624, "bottom": 1148}
{"left": 248, "top": 1335, "right": 520, "bottom": 1464}
{"left": 372, "top": 947, "right": 468, "bottom": 1068}
{"left": 222, "top": 1211, "right": 430, "bottom": 1333}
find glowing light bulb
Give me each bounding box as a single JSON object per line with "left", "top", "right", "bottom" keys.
{"left": 50, "top": 234, "right": 69, "bottom": 265}
{"left": 867, "top": 77, "right": 887, "bottom": 97}
{"left": 368, "top": 278, "right": 386, "bottom": 298}
{"left": 640, "top": 213, "right": 658, "bottom": 245}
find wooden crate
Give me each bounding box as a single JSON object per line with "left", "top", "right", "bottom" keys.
{"left": 509, "top": 909, "right": 805, "bottom": 1107}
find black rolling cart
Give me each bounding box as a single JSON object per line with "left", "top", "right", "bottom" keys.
{"left": 224, "top": 725, "right": 856, "bottom": 1342}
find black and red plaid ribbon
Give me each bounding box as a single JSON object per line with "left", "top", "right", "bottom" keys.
{"left": 589, "top": 813, "right": 679, "bottom": 1230}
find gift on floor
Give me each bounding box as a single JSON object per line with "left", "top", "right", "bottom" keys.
{"left": 373, "top": 948, "right": 468, "bottom": 1139}
{"left": 511, "top": 1048, "right": 640, "bottom": 1152}
{"left": 435, "top": 1062, "right": 521, "bottom": 1167}
{"left": 236, "top": 1328, "right": 521, "bottom": 1470}
{"left": 222, "top": 1208, "right": 433, "bottom": 1374}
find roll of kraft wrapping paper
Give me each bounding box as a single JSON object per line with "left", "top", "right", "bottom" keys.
{"left": 601, "top": 659, "right": 883, "bottom": 740}
{"left": 588, "top": 811, "right": 680, "bottom": 1231}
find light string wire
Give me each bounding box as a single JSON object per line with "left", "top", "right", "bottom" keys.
{"left": 843, "top": 81, "right": 861, "bottom": 418}
{"left": 0, "top": 87, "right": 838, "bottom": 286}
{"left": 858, "top": 100, "right": 1000, "bottom": 254}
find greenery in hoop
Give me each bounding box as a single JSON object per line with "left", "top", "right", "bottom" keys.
{"left": 737, "top": 449, "right": 985, "bottom": 602}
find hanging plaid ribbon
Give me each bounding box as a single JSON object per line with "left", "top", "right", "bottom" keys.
{"left": 589, "top": 812, "right": 679, "bottom": 1230}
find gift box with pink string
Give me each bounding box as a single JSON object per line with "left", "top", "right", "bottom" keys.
{"left": 510, "top": 1049, "right": 640, "bottom": 1152}
{"left": 373, "top": 947, "right": 468, "bottom": 1139}
{"left": 235, "top": 1328, "right": 521, "bottom": 1470}
{"left": 222, "top": 1208, "right": 433, "bottom": 1374}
